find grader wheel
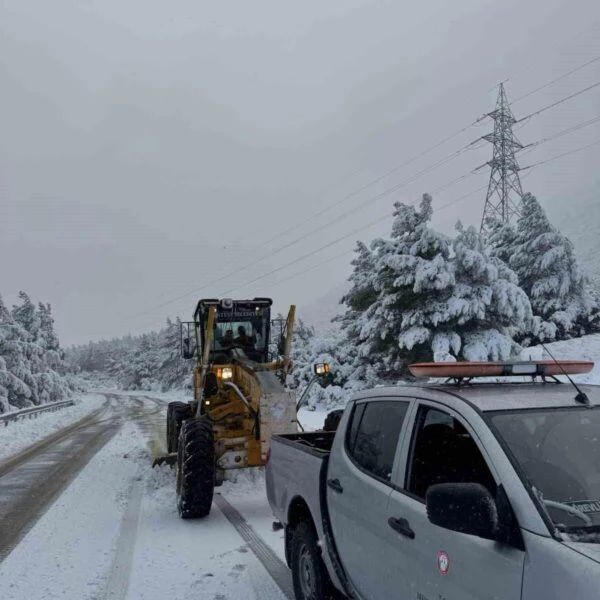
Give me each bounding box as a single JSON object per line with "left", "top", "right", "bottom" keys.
{"left": 166, "top": 401, "right": 193, "bottom": 453}
{"left": 176, "top": 416, "right": 215, "bottom": 519}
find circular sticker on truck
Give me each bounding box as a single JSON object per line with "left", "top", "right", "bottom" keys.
{"left": 437, "top": 551, "right": 450, "bottom": 575}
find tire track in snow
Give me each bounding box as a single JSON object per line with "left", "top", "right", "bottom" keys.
{"left": 214, "top": 493, "right": 295, "bottom": 600}
{"left": 0, "top": 419, "right": 120, "bottom": 562}
{"left": 103, "top": 478, "right": 144, "bottom": 600}
{"left": 102, "top": 395, "right": 164, "bottom": 599}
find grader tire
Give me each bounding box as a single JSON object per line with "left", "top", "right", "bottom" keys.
{"left": 176, "top": 416, "right": 215, "bottom": 519}
{"left": 168, "top": 402, "right": 193, "bottom": 454}
{"left": 166, "top": 402, "right": 186, "bottom": 452}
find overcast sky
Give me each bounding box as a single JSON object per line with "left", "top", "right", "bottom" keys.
{"left": 1, "top": 0, "right": 599, "bottom": 346}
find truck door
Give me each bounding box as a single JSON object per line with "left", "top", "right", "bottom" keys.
{"left": 326, "top": 398, "right": 412, "bottom": 600}
{"left": 387, "top": 402, "right": 525, "bottom": 600}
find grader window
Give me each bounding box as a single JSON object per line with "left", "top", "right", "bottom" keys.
{"left": 196, "top": 300, "right": 272, "bottom": 363}
{"left": 210, "top": 315, "right": 269, "bottom": 362}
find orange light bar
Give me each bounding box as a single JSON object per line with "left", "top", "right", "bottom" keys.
{"left": 408, "top": 360, "right": 595, "bottom": 379}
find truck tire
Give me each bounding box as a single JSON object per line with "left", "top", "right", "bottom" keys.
{"left": 168, "top": 402, "right": 193, "bottom": 453}
{"left": 291, "top": 521, "right": 339, "bottom": 600}
{"left": 323, "top": 409, "right": 343, "bottom": 432}
{"left": 176, "top": 416, "right": 215, "bottom": 519}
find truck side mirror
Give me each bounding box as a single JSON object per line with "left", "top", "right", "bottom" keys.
{"left": 426, "top": 483, "right": 498, "bottom": 540}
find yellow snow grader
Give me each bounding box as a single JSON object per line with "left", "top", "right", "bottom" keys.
{"left": 155, "top": 297, "right": 300, "bottom": 519}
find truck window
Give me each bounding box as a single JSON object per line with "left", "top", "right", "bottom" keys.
{"left": 406, "top": 406, "right": 496, "bottom": 500}
{"left": 346, "top": 401, "right": 409, "bottom": 482}
{"left": 490, "top": 407, "right": 600, "bottom": 534}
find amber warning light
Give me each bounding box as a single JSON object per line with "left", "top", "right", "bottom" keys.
{"left": 408, "top": 360, "right": 594, "bottom": 379}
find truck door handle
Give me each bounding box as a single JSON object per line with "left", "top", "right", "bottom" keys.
{"left": 388, "top": 517, "right": 415, "bottom": 539}
{"left": 327, "top": 478, "right": 344, "bottom": 494}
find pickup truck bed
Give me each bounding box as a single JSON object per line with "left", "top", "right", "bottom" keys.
{"left": 270, "top": 431, "right": 335, "bottom": 454}
{"left": 266, "top": 429, "right": 350, "bottom": 596}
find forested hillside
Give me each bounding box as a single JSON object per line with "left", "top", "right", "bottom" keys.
{"left": 66, "top": 318, "right": 191, "bottom": 393}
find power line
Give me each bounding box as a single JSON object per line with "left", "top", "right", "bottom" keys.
{"left": 220, "top": 150, "right": 592, "bottom": 299}
{"left": 255, "top": 119, "right": 483, "bottom": 249}
{"left": 238, "top": 172, "right": 546, "bottom": 300}
{"left": 522, "top": 114, "right": 600, "bottom": 153}
{"left": 522, "top": 138, "right": 600, "bottom": 170}
{"left": 126, "top": 136, "right": 483, "bottom": 322}
{"left": 141, "top": 123, "right": 599, "bottom": 318}
{"left": 216, "top": 213, "right": 394, "bottom": 297}
{"left": 216, "top": 186, "right": 496, "bottom": 298}
{"left": 127, "top": 67, "right": 600, "bottom": 323}
{"left": 226, "top": 137, "right": 483, "bottom": 273}
{"left": 511, "top": 54, "right": 600, "bottom": 105}
{"left": 248, "top": 248, "right": 356, "bottom": 297}
{"left": 275, "top": 54, "right": 600, "bottom": 247}
{"left": 516, "top": 80, "right": 600, "bottom": 124}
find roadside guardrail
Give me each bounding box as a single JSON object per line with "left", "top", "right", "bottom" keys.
{"left": 0, "top": 400, "right": 75, "bottom": 427}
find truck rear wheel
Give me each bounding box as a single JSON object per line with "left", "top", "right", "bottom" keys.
{"left": 167, "top": 402, "right": 193, "bottom": 453}
{"left": 291, "top": 521, "right": 339, "bottom": 600}
{"left": 176, "top": 416, "right": 215, "bottom": 519}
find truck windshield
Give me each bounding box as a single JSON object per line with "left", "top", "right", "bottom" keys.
{"left": 490, "top": 406, "right": 600, "bottom": 540}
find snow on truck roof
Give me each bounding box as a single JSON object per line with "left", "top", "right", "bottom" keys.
{"left": 352, "top": 360, "right": 599, "bottom": 412}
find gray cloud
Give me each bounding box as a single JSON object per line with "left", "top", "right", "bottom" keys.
{"left": 1, "top": 0, "right": 599, "bottom": 345}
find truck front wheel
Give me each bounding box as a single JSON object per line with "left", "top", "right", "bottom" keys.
{"left": 291, "top": 521, "right": 339, "bottom": 600}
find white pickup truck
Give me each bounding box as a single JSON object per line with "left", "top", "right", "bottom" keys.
{"left": 266, "top": 361, "right": 600, "bottom": 600}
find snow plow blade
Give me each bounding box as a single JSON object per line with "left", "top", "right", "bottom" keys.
{"left": 152, "top": 452, "right": 178, "bottom": 468}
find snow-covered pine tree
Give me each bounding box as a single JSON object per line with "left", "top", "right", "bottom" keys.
{"left": 0, "top": 355, "right": 11, "bottom": 413}
{"left": 336, "top": 241, "right": 380, "bottom": 388}
{"left": 286, "top": 318, "right": 316, "bottom": 391}
{"left": 448, "top": 222, "right": 532, "bottom": 360}
{"left": 0, "top": 294, "right": 36, "bottom": 409}
{"left": 11, "top": 291, "right": 41, "bottom": 340}
{"left": 486, "top": 218, "right": 518, "bottom": 267}
{"left": 37, "top": 302, "right": 60, "bottom": 352}
{"left": 510, "top": 193, "right": 599, "bottom": 340}
{"left": 364, "top": 194, "right": 455, "bottom": 375}
{"left": 11, "top": 292, "right": 60, "bottom": 403}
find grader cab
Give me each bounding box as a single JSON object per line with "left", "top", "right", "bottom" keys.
{"left": 158, "top": 297, "right": 300, "bottom": 519}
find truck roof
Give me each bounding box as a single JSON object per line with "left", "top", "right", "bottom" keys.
{"left": 352, "top": 382, "right": 600, "bottom": 412}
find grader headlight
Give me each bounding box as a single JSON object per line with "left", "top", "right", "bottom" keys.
{"left": 218, "top": 367, "right": 233, "bottom": 381}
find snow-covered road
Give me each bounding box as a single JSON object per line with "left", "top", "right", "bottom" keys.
{"left": 0, "top": 393, "right": 329, "bottom": 600}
